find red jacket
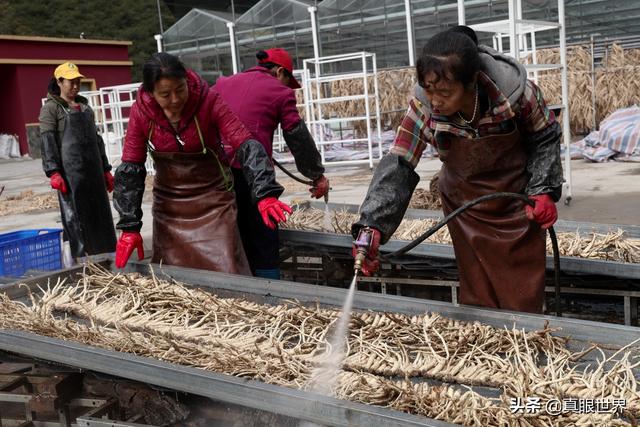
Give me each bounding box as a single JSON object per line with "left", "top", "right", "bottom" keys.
{"left": 122, "top": 69, "right": 252, "bottom": 163}
{"left": 214, "top": 66, "right": 301, "bottom": 167}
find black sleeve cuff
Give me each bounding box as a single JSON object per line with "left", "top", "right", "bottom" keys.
{"left": 113, "top": 161, "right": 146, "bottom": 232}
{"left": 282, "top": 120, "right": 324, "bottom": 180}
{"left": 352, "top": 154, "right": 420, "bottom": 244}
{"left": 524, "top": 121, "right": 563, "bottom": 202}
{"left": 236, "top": 139, "right": 285, "bottom": 203}
{"left": 40, "top": 131, "right": 63, "bottom": 178}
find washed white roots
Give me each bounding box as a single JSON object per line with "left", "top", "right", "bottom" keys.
{"left": 0, "top": 263, "right": 637, "bottom": 426}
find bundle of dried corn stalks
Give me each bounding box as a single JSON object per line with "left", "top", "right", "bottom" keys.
{"left": 284, "top": 207, "right": 640, "bottom": 264}
{"left": 312, "top": 43, "right": 640, "bottom": 137}
{"left": 525, "top": 45, "right": 595, "bottom": 134}
{"left": 1, "top": 263, "right": 637, "bottom": 425}
{"left": 318, "top": 68, "right": 415, "bottom": 136}
{"left": 525, "top": 43, "right": 640, "bottom": 133}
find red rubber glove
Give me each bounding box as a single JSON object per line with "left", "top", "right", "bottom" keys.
{"left": 257, "top": 197, "right": 292, "bottom": 230}
{"left": 525, "top": 194, "right": 558, "bottom": 229}
{"left": 351, "top": 227, "right": 382, "bottom": 276}
{"left": 309, "top": 175, "right": 330, "bottom": 199}
{"left": 115, "top": 232, "right": 144, "bottom": 268}
{"left": 104, "top": 171, "right": 114, "bottom": 193}
{"left": 50, "top": 172, "right": 68, "bottom": 194}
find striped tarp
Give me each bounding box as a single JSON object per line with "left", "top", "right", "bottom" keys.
{"left": 600, "top": 106, "right": 640, "bottom": 155}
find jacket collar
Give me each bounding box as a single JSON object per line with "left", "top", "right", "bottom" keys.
{"left": 46, "top": 93, "right": 89, "bottom": 108}
{"left": 244, "top": 66, "right": 284, "bottom": 84}
{"left": 244, "top": 65, "right": 272, "bottom": 75}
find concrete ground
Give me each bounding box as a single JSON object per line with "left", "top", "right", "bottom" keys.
{"left": 278, "top": 158, "right": 640, "bottom": 226}
{"left": 1, "top": 157, "right": 639, "bottom": 252}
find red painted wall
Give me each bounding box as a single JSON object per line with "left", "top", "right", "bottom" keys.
{"left": 0, "top": 36, "right": 132, "bottom": 155}
{"left": 0, "top": 65, "right": 24, "bottom": 152}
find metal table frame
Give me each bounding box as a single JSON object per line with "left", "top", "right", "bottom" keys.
{"left": 280, "top": 228, "right": 640, "bottom": 280}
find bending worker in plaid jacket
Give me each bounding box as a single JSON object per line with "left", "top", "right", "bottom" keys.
{"left": 352, "top": 26, "right": 563, "bottom": 314}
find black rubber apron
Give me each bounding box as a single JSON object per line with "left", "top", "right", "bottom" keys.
{"left": 58, "top": 108, "right": 116, "bottom": 257}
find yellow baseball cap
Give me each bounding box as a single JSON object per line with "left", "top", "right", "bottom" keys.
{"left": 54, "top": 62, "right": 85, "bottom": 80}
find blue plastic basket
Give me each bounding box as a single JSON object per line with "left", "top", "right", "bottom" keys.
{"left": 0, "top": 229, "right": 63, "bottom": 277}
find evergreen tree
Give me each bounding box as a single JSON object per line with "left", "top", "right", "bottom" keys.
{"left": 0, "top": 0, "right": 175, "bottom": 82}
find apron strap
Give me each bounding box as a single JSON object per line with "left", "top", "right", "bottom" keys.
{"left": 146, "top": 121, "right": 156, "bottom": 151}
{"left": 147, "top": 117, "right": 234, "bottom": 192}
{"left": 194, "top": 117, "right": 234, "bottom": 192}
{"left": 194, "top": 116, "right": 207, "bottom": 154}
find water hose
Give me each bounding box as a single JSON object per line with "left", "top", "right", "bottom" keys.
{"left": 272, "top": 158, "right": 314, "bottom": 186}
{"left": 272, "top": 158, "right": 330, "bottom": 203}
{"left": 378, "top": 192, "right": 562, "bottom": 316}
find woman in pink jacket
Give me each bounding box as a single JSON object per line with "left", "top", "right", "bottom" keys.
{"left": 214, "top": 48, "right": 329, "bottom": 279}
{"left": 113, "top": 53, "right": 290, "bottom": 273}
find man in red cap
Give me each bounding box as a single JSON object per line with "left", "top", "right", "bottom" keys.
{"left": 214, "top": 47, "right": 329, "bottom": 279}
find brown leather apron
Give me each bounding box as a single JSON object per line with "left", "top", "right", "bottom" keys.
{"left": 438, "top": 126, "right": 546, "bottom": 313}
{"left": 148, "top": 119, "right": 251, "bottom": 275}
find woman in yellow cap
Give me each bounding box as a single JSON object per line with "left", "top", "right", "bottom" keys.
{"left": 39, "top": 62, "right": 116, "bottom": 260}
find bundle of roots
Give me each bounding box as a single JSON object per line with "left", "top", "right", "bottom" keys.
{"left": 0, "top": 189, "right": 58, "bottom": 216}
{"left": 2, "top": 263, "right": 638, "bottom": 426}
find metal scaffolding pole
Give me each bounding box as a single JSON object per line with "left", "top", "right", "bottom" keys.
{"left": 509, "top": 0, "right": 519, "bottom": 59}
{"left": 226, "top": 22, "right": 239, "bottom": 74}
{"left": 308, "top": 6, "right": 320, "bottom": 60}
{"left": 405, "top": 0, "right": 415, "bottom": 66}
{"left": 154, "top": 34, "right": 163, "bottom": 53}
{"left": 558, "top": 0, "right": 572, "bottom": 204}
{"left": 457, "top": 0, "right": 466, "bottom": 25}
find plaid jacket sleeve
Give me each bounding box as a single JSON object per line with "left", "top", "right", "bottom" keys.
{"left": 518, "top": 80, "right": 564, "bottom": 200}
{"left": 389, "top": 97, "right": 434, "bottom": 169}
{"left": 516, "top": 80, "right": 556, "bottom": 133}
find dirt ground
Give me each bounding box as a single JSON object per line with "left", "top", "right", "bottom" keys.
{"left": 555, "top": 162, "right": 640, "bottom": 225}
{"left": 0, "top": 157, "right": 638, "bottom": 233}
{"left": 0, "top": 189, "right": 57, "bottom": 217}
{"left": 278, "top": 158, "right": 640, "bottom": 225}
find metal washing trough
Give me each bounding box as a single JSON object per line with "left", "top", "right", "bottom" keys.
{"left": 281, "top": 202, "right": 640, "bottom": 325}
{"left": 280, "top": 228, "right": 640, "bottom": 279}
{"left": 300, "top": 201, "right": 640, "bottom": 239}
{"left": 287, "top": 201, "right": 640, "bottom": 279}
{"left": 0, "top": 259, "right": 638, "bottom": 426}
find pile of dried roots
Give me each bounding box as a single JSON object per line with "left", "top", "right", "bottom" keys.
{"left": 284, "top": 207, "right": 640, "bottom": 264}
{"left": 408, "top": 188, "right": 441, "bottom": 211}
{"left": 408, "top": 172, "right": 441, "bottom": 210}
{"left": 0, "top": 189, "right": 58, "bottom": 216}
{"left": 1, "top": 264, "right": 638, "bottom": 426}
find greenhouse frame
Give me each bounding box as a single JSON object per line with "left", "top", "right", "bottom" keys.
{"left": 163, "top": 0, "right": 640, "bottom": 79}
{"left": 157, "top": 0, "right": 640, "bottom": 202}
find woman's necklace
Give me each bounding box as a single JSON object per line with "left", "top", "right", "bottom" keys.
{"left": 457, "top": 84, "right": 479, "bottom": 125}
{"left": 168, "top": 117, "right": 181, "bottom": 131}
